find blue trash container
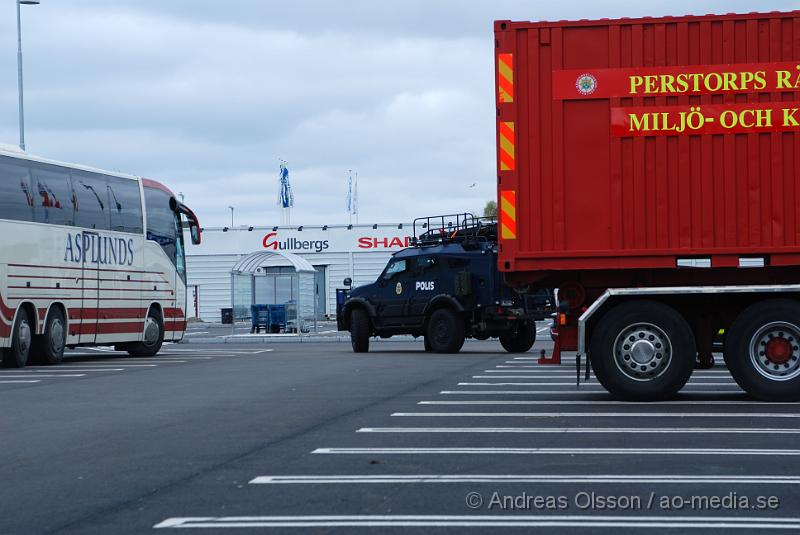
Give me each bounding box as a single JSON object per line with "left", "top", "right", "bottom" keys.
{"left": 250, "top": 304, "right": 270, "bottom": 333}
{"left": 267, "top": 304, "right": 287, "bottom": 333}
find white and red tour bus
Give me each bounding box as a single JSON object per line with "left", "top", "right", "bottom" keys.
{"left": 0, "top": 146, "right": 201, "bottom": 368}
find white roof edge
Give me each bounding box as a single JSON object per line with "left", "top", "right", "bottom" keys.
{"left": 0, "top": 147, "right": 142, "bottom": 182}
{"left": 231, "top": 250, "right": 317, "bottom": 274}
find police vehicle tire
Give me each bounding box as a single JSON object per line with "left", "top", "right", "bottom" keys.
{"left": 423, "top": 336, "right": 433, "bottom": 352}
{"left": 350, "top": 309, "right": 370, "bottom": 353}
{"left": 3, "top": 308, "right": 32, "bottom": 368}
{"left": 589, "top": 300, "right": 695, "bottom": 401}
{"left": 499, "top": 322, "right": 535, "bottom": 353}
{"left": 127, "top": 308, "right": 164, "bottom": 358}
{"left": 32, "top": 308, "right": 66, "bottom": 365}
{"left": 426, "top": 309, "right": 465, "bottom": 353}
{"left": 723, "top": 299, "right": 800, "bottom": 402}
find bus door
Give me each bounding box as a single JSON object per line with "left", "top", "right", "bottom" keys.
{"left": 79, "top": 231, "right": 100, "bottom": 344}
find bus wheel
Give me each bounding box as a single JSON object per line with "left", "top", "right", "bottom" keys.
{"left": 350, "top": 309, "right": 370, "bottom": 353}
{"left": 589, "top": 300, "right": 695, "bottom": 401}
{"left": 127, "top": 309, "right": 164, "bottom": 358}
{"left": 426, "top": 309, "right": 465, "bottom": 353}
{"left": 3, "top": 308, "right": 32, "bottom": 368}
{"left": 724, "top": 299, "right": 800, "bottom": 402}
{"left": 500, "top": 322, "right": 535, "bottom": 353}
{"left": 33, "top": 308, "right": 66, "bottom": 365}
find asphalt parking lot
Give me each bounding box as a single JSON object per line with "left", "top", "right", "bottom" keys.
{"left": 1, "top": 339, "right": 798, "bottom": 534}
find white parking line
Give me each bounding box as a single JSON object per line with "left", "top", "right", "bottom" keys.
{"left": 0, "top": 374, "right": 86, "bottom": 378}
{"left": 1, "top": 368, "right": 126, "bottom": 373}
{"left": 249, "top": 474, "right": 800, "bottom": 484}
{"left": 313, "top": 447, "right": 800, "bottom": 456}
{"left": 443, "top": 390, "right": 747, "bottom": 395}
{"left": 357, "top": 427, "right": 800, "bottom": 434}
{"left": 469, "top": 378, "right": 739, "bottom": 384}
{"left": 0, "top": 380, "right": 40, "bottom": 383}
{"left": 459, "top": 382, "right": 742, "bottom": 387}
{"left": 390, "top": 412, "right": 798, "bottom": 418}
{"left": 417, "top": 400, "right": 789, "bottom": 406}
{"left": 154, "top": 515, "right": 800, "bottom": 529}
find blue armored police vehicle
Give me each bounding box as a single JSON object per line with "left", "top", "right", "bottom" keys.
{"left": 337, "top": 214, "right": 551, "bottom": 353}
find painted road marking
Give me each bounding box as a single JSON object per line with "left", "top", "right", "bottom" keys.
{"left": 390, "top": 412, "right": 799, "bottom": 418}
{"left": 442, "top": 390, "right": 747, "bottom": 395}
{"left": 154, "top": 515, "right": 800, "bottom": 529}
{"left": 357, "top": 427, "right": 800, "bottom": 434}
{"left": 249, "top": 474, "right": 800, "bottom": 484}
{"left": 0, "top": 368, "right": 126, "bottom": 373}
{"left": 0, "top": 380, "right": 40, "bottom": 383}
{"left": 312, "top": 447, "right": 800, "bottom": 455}
{"left": 417, "top": 400, "right": 790, "bottom": 406}
{"left": 459, "top": 382, "right": 742, "bottom": 387}
{"left": 469, "top": 378, "right": 739, "bottom": 384}
{"left": 0, "top": 374, "right": 86, "bottom": 378}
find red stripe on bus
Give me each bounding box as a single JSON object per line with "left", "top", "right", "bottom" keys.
{"left": 0, "top": 322, "right": 9, "bottom": 337}
{"left": 0, "top": 291, "right": 15, "bottom": 321}
{"left": 8, "top": 263, "right": 165, "bottom": 275}
{"left": 9, "top": 286, "right": 170, "bottom": 293}
{"left": 76, "top": 322, "right": 144, "bottom": 335}
{"left": 71, "top": 308, "right": 148, "bottom": 320}
{"left": 8, "top": 274, "right": 163, "bottom": 283}
{"left": 164, "top": 321, "right": 187, "bottom": 331}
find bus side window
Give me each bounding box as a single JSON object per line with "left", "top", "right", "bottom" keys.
{"left": 0, "top": 156, "right": 34, "bottom": 222}
{"left": 107, "top": 176, "right": 143, "bottom": 234}
{"left": 71, "top": 171, "right": 111, "bottom": 231}
{"left": 29, "top": 163, "right": 73, "bottom": 226}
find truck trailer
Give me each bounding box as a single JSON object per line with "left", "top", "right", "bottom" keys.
{"left": 495, "top": 11, "right": 800, "bottom": 401}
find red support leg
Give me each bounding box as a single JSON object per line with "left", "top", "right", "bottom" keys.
{"left": 538, "top": 328, "right": 561, "bottom": 365}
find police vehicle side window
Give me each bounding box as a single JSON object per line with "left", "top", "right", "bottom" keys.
{"left": 0, "top": 156, "right": 34, "bottom": 222}
{"left": 382, "top": 259, "right": 407, "bottom": 280}
{"left": 416, "top": 256, "right": 436, "bottom": 272}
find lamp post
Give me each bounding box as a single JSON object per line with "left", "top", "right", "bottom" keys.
{"left": 228, "top": 206, "right": 234, "bottom": 228}
{"left": 17, "top": 0, "right": 40, "bottom": 151}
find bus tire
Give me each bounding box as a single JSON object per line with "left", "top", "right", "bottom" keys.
{"left": 3, "top": 308, "right": 32, "bottom": 368}
{"left": 426, "top": 309, "right": 465, "bottom": 353}
{"left": 589, "top": 300, "right": 695, "bottom": 401}
{"left": 500, "top": 322, "right": 535, "bottom": 353}
{"left": 350, "top": 309, "right": 370, "bottom": 353}
{"left": 33, "top": 308, "right": 66, "bottom": 365}
{"left": 127, "top": 308, "right": 164, "bottom": 358}
{"left": 724, "top": 299, "right": 800, "bottom": 402}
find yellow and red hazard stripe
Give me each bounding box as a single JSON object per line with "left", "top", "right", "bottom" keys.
{"left": 499, "top": 121, "right": 515, "bottom": 171}
{"left": 500, "top": 190, "right": 517, "bottom": 240}
{"left": 498, "top": 53, "right": 513, "bottom": 103}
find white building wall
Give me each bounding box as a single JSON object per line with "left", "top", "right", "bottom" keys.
{"left": 185, "top": 224, "right": 412, "bottom": 322}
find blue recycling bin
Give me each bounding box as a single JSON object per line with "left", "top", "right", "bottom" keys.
{"left": 250, "top": 304, "right": 270, "bottom": 333}
{"left": 267, "top": 304, "right": 287, "bottom": 333}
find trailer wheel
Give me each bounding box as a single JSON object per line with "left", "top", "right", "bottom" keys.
{"left": 127, "top": 308, "right": 164, "bottom": 358}
{"left": 350, "top": 309, "right": 370, "bottom": 353}
{"left": 589, "top": 300, "right": 695, "bottom": 401}
{"left": 2, "top": 308, "right": 32, "bottom": 368}
{"left": 724, "top": 299, "right": 800, "bottom": 402}
{"left": 32, "top": 308, "right": 66, "bottom": 365}
{"left": 500, "top": 322, "right": 535, "bottom": 353}
{"left": 426, "top": 309, "right": 465, "bottom": 353}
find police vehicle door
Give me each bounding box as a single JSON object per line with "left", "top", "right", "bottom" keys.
{"left": 408, "top": 255, "right": 438, "bottom": 324}
{"left": 376, "top": 258, "right": 411, "bottom": 326}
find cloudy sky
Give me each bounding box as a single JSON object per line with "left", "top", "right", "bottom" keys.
{"left": 0, "top": 0, "right": 796, "bottom": 227}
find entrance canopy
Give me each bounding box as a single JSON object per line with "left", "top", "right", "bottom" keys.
{"left": 230, "top": 250, "right": 317, "bottom": 332}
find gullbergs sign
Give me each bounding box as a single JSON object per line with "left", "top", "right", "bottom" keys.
{"left": 262, "top": 231, "right": 411, "bottom": 253}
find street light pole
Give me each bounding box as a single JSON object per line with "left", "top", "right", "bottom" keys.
{"left": 228, "top": 206, "right": 234, "bottom": 228}
{"left": 16, "top": 1, "right": 40, "bottom": 151}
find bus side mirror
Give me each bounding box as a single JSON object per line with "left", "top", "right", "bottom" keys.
{"left": 343, "top": 277, "right": 352, "bottom": 287}
{"left": 190, "top": 224, "right": 201, "bottom": 245}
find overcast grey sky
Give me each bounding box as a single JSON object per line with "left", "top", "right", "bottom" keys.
{"left": 1, "top": 1, "right": 796, "bottom": 227}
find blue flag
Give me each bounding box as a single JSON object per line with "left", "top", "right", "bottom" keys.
{"left": 278, "top": 163, "right": 294, "bottom": 208}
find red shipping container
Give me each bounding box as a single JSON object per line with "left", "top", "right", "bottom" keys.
{"left": 495, "top": 11, "right": 800, "bottom": 278}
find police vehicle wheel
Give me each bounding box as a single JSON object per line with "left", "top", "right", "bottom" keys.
{"left": 499, "top": 322, "right": 535, "bottom": 353}
{"left": 723, "top": 299, "right": 800, "bottom": 402}
{"left": 423, "top": 336, "right": 433, "bottom": 352}
{"left": 426, "top": 309, "right": 465, "bottom": 353}
{"left": 350, "top": 309, "right": 370, "bottom": 353}
{"left": 127, "top": 308, "right": 164, "bottom": 358}
{"left": 3, "top": 308, "right": 32, "bottom": 368}
{"left": 32, "top": 308, "right": 66, "bottom": 365}
{"left": 589, "top": 300, "right": 695, "bottom": 401}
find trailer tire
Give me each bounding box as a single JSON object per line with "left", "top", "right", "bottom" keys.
{"left": 724, "top": 299, "right": 800, "bottom": 402}
{"left": 3, "top": 308, "right": 32, "bottom": 369}
{"left": 500, "top": 322, "right": 535, "bottom": 353}
{"left": 350, "top": 309, "right": 370, "bottom": 353}
{"left": 589, "top": 300, "right": 695, "bottom": 401}
{"left": 426, "top": 309, "right": 465, "bottom": 353}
